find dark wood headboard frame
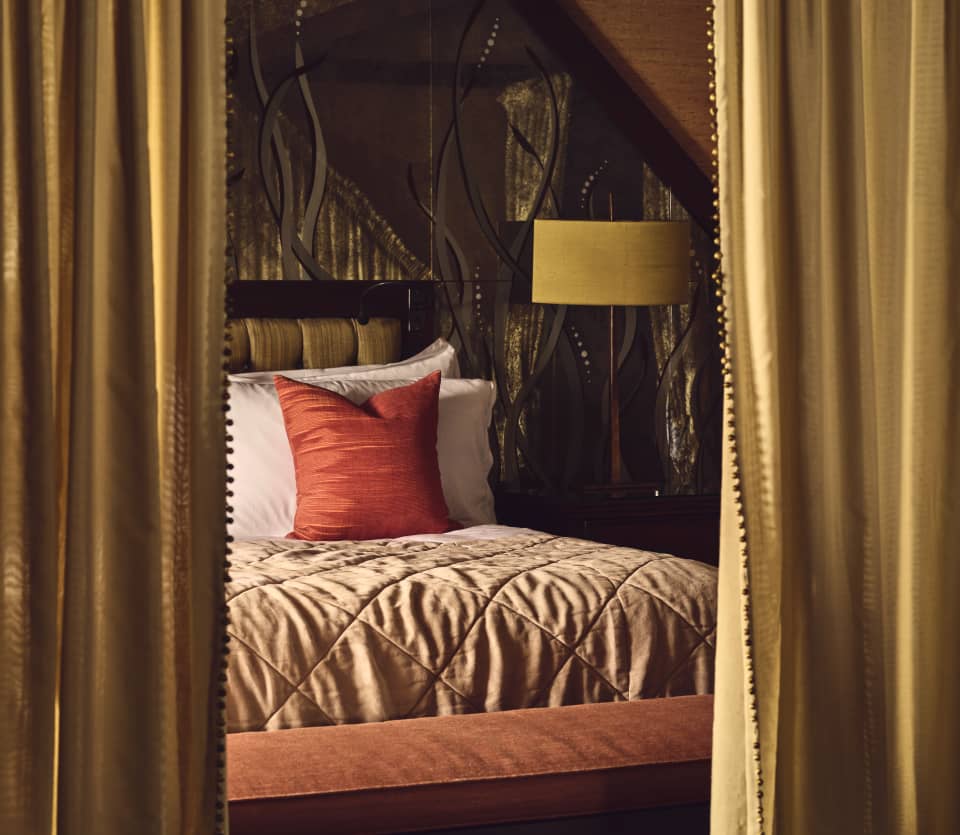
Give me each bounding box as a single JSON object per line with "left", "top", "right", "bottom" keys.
{"left": 226, "top": 280, "right": 437, "bottom": 359}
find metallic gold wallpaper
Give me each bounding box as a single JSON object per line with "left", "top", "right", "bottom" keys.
{"left": 227, "top": 0, "right": 720, "bottom": 493}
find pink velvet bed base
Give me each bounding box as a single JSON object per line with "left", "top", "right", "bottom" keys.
{"left": 228, "top": 695, "right": 713, "bottom": 834}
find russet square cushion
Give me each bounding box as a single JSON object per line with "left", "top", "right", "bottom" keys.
{"left": 227, "top": 338, "right": 466, "bottom": 539}
{"left": 274, "top": 371, "right": 455, "bottom": 540}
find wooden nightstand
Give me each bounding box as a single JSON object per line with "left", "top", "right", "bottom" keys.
{"left": 495, "top": 489, "right": 721, "bottom": 566}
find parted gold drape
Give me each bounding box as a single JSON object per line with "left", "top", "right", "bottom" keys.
{"left": 1, "top": 2, "right": 226, "bottom": 834}
{"left": 711, "top": 2, "right": 959, "bottom": 833}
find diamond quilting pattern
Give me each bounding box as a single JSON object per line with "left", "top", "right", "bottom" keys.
{"left": 226, "top": 534, "right": 717, "bottom": 732}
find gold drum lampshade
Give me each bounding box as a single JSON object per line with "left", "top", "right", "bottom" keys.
{"left": 531, "top": 218, "right": 691, "bottom": 489}
{"left": 531, "top": 220, "right": 690, "bottom": 306}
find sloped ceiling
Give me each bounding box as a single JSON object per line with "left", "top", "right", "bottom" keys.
{"left": 231, "top": 0, "right": 713, "bottom": 224}
{"left": 235, "top": 0, "right": 712, "bottom": 177}
{"left": 556, "top": 0, "right": 712, "bottom": 175}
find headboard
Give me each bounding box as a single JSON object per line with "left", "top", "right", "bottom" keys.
{"left": 226, "top": 280, "right": 436, "bottom": 373}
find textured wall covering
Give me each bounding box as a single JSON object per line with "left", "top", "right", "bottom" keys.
{"left": 227, "top": 0, "right": 719, "bottom": 492}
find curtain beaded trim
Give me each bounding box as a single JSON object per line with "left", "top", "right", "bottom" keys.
{"left": 218, "top": 20, "right": 235, "bottom": 835}
{"left": 707, "top": 2, "right": 767, "bottom": 831}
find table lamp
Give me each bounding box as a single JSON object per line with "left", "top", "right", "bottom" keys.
{"left": 531, "top": 218, "right": 690, "bottom": 486}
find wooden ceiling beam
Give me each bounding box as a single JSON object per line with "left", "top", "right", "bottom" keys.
{"left": 557, "top": 0, "right": 712, "bottom": 173}
{"left": 511, "top": 0, "right": 712, "bottom": 230}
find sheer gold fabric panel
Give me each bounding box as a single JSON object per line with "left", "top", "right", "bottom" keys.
{"left": 143, "top": 1, "right": 227, "bottom": 831}
{"left": 712, "top": 2, "right": 959, "bottom": 833}
{"left": 0, "top": 1, "right": 226, "bottom": 833}
{"left": 0, "top": 5, "right": 61, "bottom": 833}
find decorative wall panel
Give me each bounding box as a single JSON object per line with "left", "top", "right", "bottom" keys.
{"left": 227, "top": 0, "right": 720, "bottom": 493}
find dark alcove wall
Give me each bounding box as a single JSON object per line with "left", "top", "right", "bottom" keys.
{"left": 227, "top": 0, "right": 720, "bottom": 494}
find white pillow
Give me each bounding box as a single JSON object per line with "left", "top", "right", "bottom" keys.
{"left": 229, "top": 337, "right": 460, "bottom": 385}
{"left": 228, "top": 375, "right": 496, "bottom": 539}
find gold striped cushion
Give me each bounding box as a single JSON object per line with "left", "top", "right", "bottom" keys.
{"left": 227, "top": 319, "right": 251, "bottom": 373}
{"left": 226, "top": 317, "right": 402, "bottom": 372}
{"left": 354, "top": 318, "right": 401, "bottom": 366}
{"left": 299, "top": 318, "right": 357, "bottom": 369}
{"left": 243, "top": 318, "right": 303, "bottom": 371}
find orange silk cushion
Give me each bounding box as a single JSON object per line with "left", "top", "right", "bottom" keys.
{"left": 274, "top": 372, "right": 455, "bottom": 540}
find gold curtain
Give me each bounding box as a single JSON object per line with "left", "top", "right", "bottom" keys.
{"left": 712, "top": 2, "right": 959, "bottom": 833}
{"left": 1, "top": 2, "right": 226, "bottom": 834}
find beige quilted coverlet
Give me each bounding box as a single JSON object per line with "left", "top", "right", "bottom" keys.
{"left": 226, "top": 533, "right": 717, "bottom": 732}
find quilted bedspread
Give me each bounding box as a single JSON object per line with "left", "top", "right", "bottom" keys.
{"left": 226, "top": 533, "right": 717, "bottom": 732}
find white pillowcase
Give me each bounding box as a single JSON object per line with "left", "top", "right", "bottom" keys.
{"left": 228, "top": 375, "right": 496, "bottom": 539}
{"left": 229, "top": 337, "right": 460, "bottom": 385}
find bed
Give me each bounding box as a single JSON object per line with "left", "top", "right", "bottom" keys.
{"left": 226, "top": 281, "right": 716, "bottom": 835}
{"left": 226, "top": 527, "right": 716, "bottom": 732}
{"left": 225, "top": 279, "right": 717, "bottom": 832}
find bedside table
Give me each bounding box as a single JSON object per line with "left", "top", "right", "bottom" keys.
{"left": 495, "top": 489, "right": 721, "bottom": 566}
